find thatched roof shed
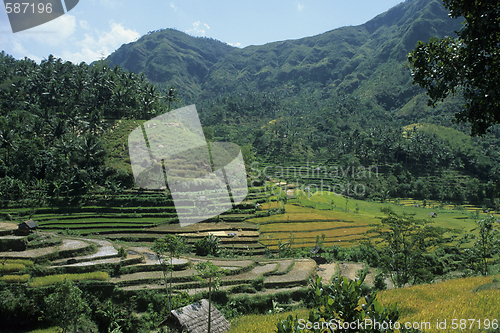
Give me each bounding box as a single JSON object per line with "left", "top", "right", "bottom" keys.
{"left": 169, "top": 299, "right": 230, "bottom": 333}
{"left": 17, "top": 219, "right": 37, "bottom": 234}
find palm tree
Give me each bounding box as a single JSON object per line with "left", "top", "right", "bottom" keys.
{"left": 165, "top": 86, "right": 179, "bottom": 111}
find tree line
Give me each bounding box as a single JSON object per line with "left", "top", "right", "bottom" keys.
{"left": 0, "top": 52, "right": 174, "bottom": 203}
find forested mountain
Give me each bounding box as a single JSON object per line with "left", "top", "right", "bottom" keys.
{"left": 99, "top": 0, "right": 498, "bottom": 207}
{"left": 0, "top": 53, "right": 167, "bottom": 202}
{"left": 200, "top": 0, "right": 462, "bottom": 110}
{"left": 1, "top": 0, "right": 499, "bottom": 209}
{"left": 104, "top": 29, "right": 234, "bottom": 104}
{"left": 104, "top": 0, "right": 462, "bottom": 114}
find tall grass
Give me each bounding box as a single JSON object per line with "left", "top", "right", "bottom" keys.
{"left": 0, "top": 259, "right": 34, "bottom": 274}
{"left": 226, "top": 275, "right": 500, "bottom": 333}
{"left": 28, "top": 271, "right": 109, "bottom": 287}
{"left": 1, "top": 274, "right": 30, "bottom": 283}
{"left": 377, "top": 275, "right": 500, "bottom": 332}
{"left": 228, "top": 309, "right": 309, "bottom": 333}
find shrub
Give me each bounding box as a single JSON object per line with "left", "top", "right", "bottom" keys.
{"left": 118, "top": 246, "right": 127, "bottom": 258}
{"left": 251, "top": 276, "right": 265, "bottom": 292}
{"left": 277, "top": 272, "right": 421, "bottom": 332}
{"left": 194, "top": 234, "right": 221, "bottom": 256}
{"left": 373, "top": 272, "right": 387, "bottom": 291}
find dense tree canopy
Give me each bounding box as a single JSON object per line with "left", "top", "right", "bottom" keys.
{"left": 408, "top": 0, "right": 500, "bottom": 135}
{"left": 0, "top": 52, "right": 168, "bottom": 202}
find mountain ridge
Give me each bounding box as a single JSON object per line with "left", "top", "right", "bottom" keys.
{"left": 105, "top": 28, "right": 235, "bottom": 103}
{"left": 198, "top": 0, "right": 462, "bottom": 112}
{"left": 103, "top": 0, "right": 462, "bottom": 111}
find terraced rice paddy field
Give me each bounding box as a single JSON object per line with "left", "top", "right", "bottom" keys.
{"left": 1, "top": 179, "right": 498, "bottom": 303}
{"left": 0, "top": 185, "right": 270, "bottom": 253}
{"left": 250, "top": 187, "right": 499, "bottom": 250}
{"left": 0, "top": 222, "right": 316, "bottom": 300}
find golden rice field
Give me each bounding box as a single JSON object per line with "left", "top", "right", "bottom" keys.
{"left": 0, "top": 259, "right": 34, "bottom": 274}
{"left": 252, "top": 189, "right": 498, "bottom": 251}
{"left": 1, "top": 274, "right": 30, "bottom": 283}
{"left": 378, "top": 275, "right": 500, "bottom": 333}
{"left": 394, "top": 198, "right": 498, "bottom": 215}
{"left": 228, "top": 309, "right": 310, "bottom": 333}
{"left": 260, "top": 224, "right": 374, "bottom": 249}
{"left": 228, "top": 275, "right": 500, "bottom": 333}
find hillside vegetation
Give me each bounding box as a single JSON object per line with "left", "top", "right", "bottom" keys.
{"left": 1, "top": 0, "right": 500, "bottom": 331}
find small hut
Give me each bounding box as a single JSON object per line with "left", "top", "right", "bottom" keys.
{"left": 17, "top": 219, "right": 38, "bottom": 234}
{"left": 310, "top": 246, "right": 327, "bottom": 264}
{"left": 164, "top": 299, "right": 230, "bottom": 333}
{"left": 310, "top": 246, "right": 326, "bottom": 255}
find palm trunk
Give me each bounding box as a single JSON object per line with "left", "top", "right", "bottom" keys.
{"left": 208, "top": 277, "right": 212, "bottom": 333}
{"left": 169, "top": 257, "right": 174, "bottom": 310}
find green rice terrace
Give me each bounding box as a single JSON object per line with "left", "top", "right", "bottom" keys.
{"left": 1, "top": 179, "right": 499, "bottom": 333}
{"left": 1, "top": 180, "right": 497, "bottom": 294}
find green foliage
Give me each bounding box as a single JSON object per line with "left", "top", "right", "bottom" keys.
{"left": 194, "top": 234, "right": 221, "bottom": 257}
{"left": 373, "top": 272, "right": 387, "bottom": 291}
{"left": 0, "top": 52, "right": 169, "bottom": 203}
{"left": 44, "top": 279, "right": 90, "bottom": 333}
{"left": 250, "top": 275, "right": 265, "bottom": 292}
{"left": 97, "top": 300, "right": 126, "bottom": 333}
{"left": 151, "top": 234, "right": 186, "bottom": 312}
{"left": 370, "top": 208, "right": 455, "bottom": 287}
{"left": 460, "top": 215, "right": 500, "bottom": 275}
{"left": 408, "top": 0, "right": 500, "bottom": 135}
{"left": 118, "top": 246, "right": 128, "bottom": 259}
{"left": 276, "top": 273, "right": 420, "bottom": 332}
{"left": 170, "top": 291, "right": 194, "bottom": 311}
{"left": 0, "top": 286, "right": 43, "bottom": 330}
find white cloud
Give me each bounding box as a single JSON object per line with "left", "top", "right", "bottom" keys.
{"left": 297, "top": 2, "right": 304, "bottom": 11}
{"left": 16, "top": 14, "right": 77, "bottom": 46}
{"left": 62, "top": 22, "right": 140, "bottom": 64}
{"left": 79, "top": 20, "right": 90, "bottom": 30}
{"left": 228, "top": 42, "right": 241, "bottom": 48}
{"left": 185, "top": 21, "right": 210, "bottom": 36}
{"left": 11, "top": 39, "right": 41, "bottom": 62}
{"left": 170, "top": 2, "right": 178, "bottom": 12}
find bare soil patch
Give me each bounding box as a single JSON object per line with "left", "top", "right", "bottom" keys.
{"left": 316, "top": 261, "right": 376, "bottom": 286}
{"left": 0, "top": 238, "right": 89, "bottom": 259}
{"left": 0, "top": 222, "right": 18, "bottom": 235}
{"left": 316, "top": 262, "right": 338, "bottom": 283}
{"left": 128, "top": 246, "right": 190, "bottom": 266}
{"left": 52, "top": 254, "right": 142, "bottom": 268}
{"left": 152, "top": 222, "right": 258, "bottom": 232}
{"left": 265, "top": 259, "right": 315, "bottom": 285}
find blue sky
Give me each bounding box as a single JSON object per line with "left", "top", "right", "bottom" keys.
{"left": 1, "top": 0, "right": 405, "bottom": 64}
